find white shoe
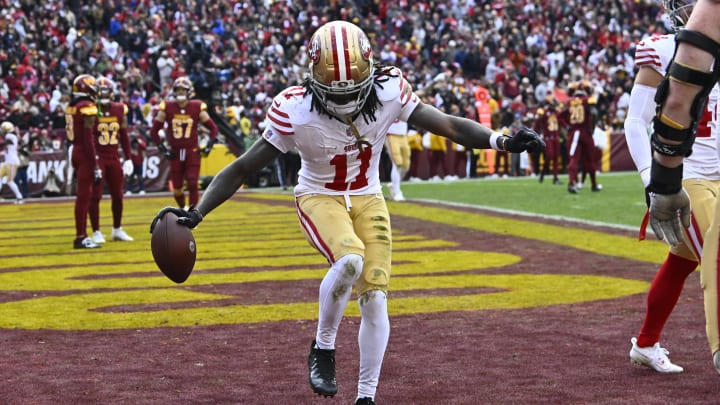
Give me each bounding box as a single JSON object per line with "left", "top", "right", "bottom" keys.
{"left": 125, "top": 190, "right": 132, "bottom": 196}
{"left": 74, "top": 237, "right": 100, "bottom": 249}
{"left": 391, "top": 190, "right": 406, "bottom": 202}
{"left": 629, "top": 337, "right": 683, "bottom": 373}
{"left": 713, "top": 351, "right": 720, "bottom": 375}
{"left": 139, "top": 190, "right": 146, "bottom": 195}
{"left": 577, "top": 182, "right": 585, "bottom": 189}
{"left": 14, "top": 199, "right": 23, "bottom": 205}
{"left": 92, "top": 230, "right": 106, "bottom": 244}
{"left": 112, "top": 227, "right": 134, "bottom": 241}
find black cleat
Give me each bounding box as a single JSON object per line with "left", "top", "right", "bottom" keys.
{"left": 355, "top": 398, "right": 375, "bottom": 405}
{"left": 538, "top": 173, "right": 544, "bottom": 183}
{"left": 553, "top": 178, "right": 563, "bottom": 185}
{"left": 308, "top": 339, "right": 337, "bottom": 397}
{"left": 567, "top": 185, "right": 578, "bottom": 194}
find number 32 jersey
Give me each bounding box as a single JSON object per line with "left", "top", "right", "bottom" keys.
{"left": 263, "top": 70, "right": 420, "bottom": 196}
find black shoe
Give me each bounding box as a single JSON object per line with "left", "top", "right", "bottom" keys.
{"left": 553, "top": 178, "right": 563, "bottom": 185}
{"left": 567, "top": 185, "right": 578, "bottom": 194}
{"left": 355, "top": 398, "right": 375, "bottom": 405}
{"left": 538, "top": 173, "right": 544, "bottom": 183}
{"left": 308, "top": 340, "right": 337, "bottom": 397}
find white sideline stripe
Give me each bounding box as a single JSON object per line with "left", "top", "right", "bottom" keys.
{"left": 413, "top": 198, "right": 638, "bottom": 232}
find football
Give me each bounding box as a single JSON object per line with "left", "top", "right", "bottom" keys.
{"left": 151, "top": 211, "right": 196, "bottom": 283}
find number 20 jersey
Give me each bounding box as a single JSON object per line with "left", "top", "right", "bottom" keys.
{"left": 263, "top": 70, "right": 420, "bottom": 197}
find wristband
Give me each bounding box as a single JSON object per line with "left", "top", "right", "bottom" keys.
{"left": 489, "top": 132, "right": 505, "bottom": 151}
{"left": 647, "top": 161, "right": 683, "bottom": 195}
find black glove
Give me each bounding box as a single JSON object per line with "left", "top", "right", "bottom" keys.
{"left": 505, "top": 126, "right": 546, "bottom": 153}
{"left": 201, "top": 139, "right": 217, "bottom": 157}
{"left": 158, "top": 143, "right": 177, "bottom": 160}
{"left": 150, "top": 206, "right": 204, "bottom": 233}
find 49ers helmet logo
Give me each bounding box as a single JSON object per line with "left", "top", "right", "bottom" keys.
{"left": 309, "top": 37, "right": 321, "bottom": 64}
{"left": 359, "top": 35, "right": 372, "bottom": 61}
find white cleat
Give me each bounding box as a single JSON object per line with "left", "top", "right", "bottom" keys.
{"left": 629, "top": 337, "right": 683, "bottom": 373}
{"left": 112, "top": 227, "right": 134, "bottom": 241}
{"left": 390, "top": 190, "right": 406, "bottom": 202}
{"left": 92, "top": 230, "right": 106, "bottom": 244}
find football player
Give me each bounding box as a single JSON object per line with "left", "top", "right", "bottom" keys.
{"left": 562, "top": 80, "right": 600, "bottom": 193}
{"left": 149, "top": 77, "right": 219, "bottom": 208}
{"left": 624, "top": 0, "right": 715, "bottom": 373}
{"left": 89, "top": 77, "right": 134, "bottom": 244}
{"left": 67, "top": 74, "right": 101, "bottom": 249}
{"left": 646, "top": 0, "right": 720, "bottom": 374}
{"left": 151, "top": 21, "right": 544, "bottom": 405}
{"left": 0, "top": 121, "right": 24, "bottom": 204}
{"left": 384, "top": 118, "right": 410, "bottom": 201}
{"left": 533, "top": 95, "right": 563, "bottom": 185}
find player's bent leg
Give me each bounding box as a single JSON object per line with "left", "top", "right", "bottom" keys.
{"left": 357, "top": 289, "right": 389, "bottom": 402}
{"left": 309, "top": 254, "right": 363, "bottom": 398}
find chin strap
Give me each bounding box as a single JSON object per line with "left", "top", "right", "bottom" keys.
{"left": 345, "top": 116, "right": 371, "bottom": 152}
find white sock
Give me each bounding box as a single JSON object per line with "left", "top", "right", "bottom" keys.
{"left": 7, "top": 181, "right": 22, "bottom": 199}
{"left": 315, "top": 253, "right": 363, "bottom": 349}
{"left": 357, "top": 290, "right": 389, "bottom": 399}
{"left": 390, "top": 164, "right": 401, "bottom": 194}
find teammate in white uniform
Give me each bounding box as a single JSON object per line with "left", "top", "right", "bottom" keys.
{"left": 0, "top": 121, "right": 24, "bottom": 204}
{"left": 384, "top": 118, "right": 410, "bottom": 201}
{"left": 151, "top": 21, "right": 544, "bottom": 404}
{"left": 624, "top": 0, "right": 719, "bottom": 373}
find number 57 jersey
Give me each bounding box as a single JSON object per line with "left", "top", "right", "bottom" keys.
{"left": 262, "top": 72, "right": 420, "bottom": 197}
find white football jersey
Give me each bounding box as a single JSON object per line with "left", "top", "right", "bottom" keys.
{"left": 2, "top": 132, "right": 20, "bottom": 166}
{"left": 635, "top": 34, "right": 720, "bottom": 180}
{"left": 387, "top": 119, "right": 408, "bottom": 135}
{"left": 263, "top": 70, "right": 420, "bottom": 196}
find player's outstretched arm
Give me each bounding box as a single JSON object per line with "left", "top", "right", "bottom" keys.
{"left": 407, "top": 102, "right": 545, "bottom": 153}
{"left": 150, "top": 138, "right": 281, "bottom": 231}
{"left": 196, "top": 138, "right": 281, "bottom": 216}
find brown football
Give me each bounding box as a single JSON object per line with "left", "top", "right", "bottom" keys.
{"left": 151, "top": 211, "right": 196, "bottom": 283}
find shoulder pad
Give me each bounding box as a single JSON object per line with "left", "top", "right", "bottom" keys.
{"left": 588, "top": 97, "right": 598, "bottom": 105}
{"left": 536, "top": 108, "right": 545, "bottom": 114}
{"left": 123, "top": 104, "right": 129, "bottom": 114}
{"left": 158, "top": 101, "right": 167, "bottom": 111}
{"left": 199, "top": 101, "right": 208, "bottom": 111}
{"left": 80, "top": 104, "right": 98, "bottom": 116}
{"left": 268, "top": 86, "right": 310, "bottom": 130}
{"left": 376, "top": 74, "right": 410, "bottom": 102}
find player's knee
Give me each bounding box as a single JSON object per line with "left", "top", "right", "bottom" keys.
{"left": 358, "top": 289, "right": 388, "bottom": 322}
{"left": 333, "top": 253, "right": 363, "bottom": 283}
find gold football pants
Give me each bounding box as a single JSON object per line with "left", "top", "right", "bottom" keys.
{"left": 296, "top": 193, "right": 392, "bottom": 295}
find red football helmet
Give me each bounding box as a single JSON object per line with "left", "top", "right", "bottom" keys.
{"left": 96, "top": 77, "right": 114, "bottom": 106}
{"left": 72, "top": 74, "right": 98, "bottom": 99}
{"left": 307, "top": 20, "right": 375, "bottom": 117}
{"left": 172, "top": 77, "right": 194, "bottom": 102}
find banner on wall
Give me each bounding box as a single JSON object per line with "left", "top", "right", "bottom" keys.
{"left": 1, "top": 148, "right": 170, "bottom": 198}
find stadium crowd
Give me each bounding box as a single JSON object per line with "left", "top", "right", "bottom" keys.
{"left": 0, "top": 0, "right": 669, "bottom": 167}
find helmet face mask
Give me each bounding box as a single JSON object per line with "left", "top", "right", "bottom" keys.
{"left": 96, "top": 77, "right": 114, "bottom": 106}
{"left": 173, "top": 77, "right": 194, "bottom": 102}
{"left": 72, "top": 74, "right": 98, "bottom": 99}
{"left": 307, "top": 21, "right": 375, "bottom": 118}
{"left": 662, "top": 0, "right": 695, "bottom": 31}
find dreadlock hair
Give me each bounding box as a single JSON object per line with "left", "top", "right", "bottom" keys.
{"left": 303, "top": 63, "right": 400, "bottom": 124}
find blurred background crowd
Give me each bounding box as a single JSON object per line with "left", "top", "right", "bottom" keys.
{"left": 0, "top": 0, "right": 667, "bottom": 171}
